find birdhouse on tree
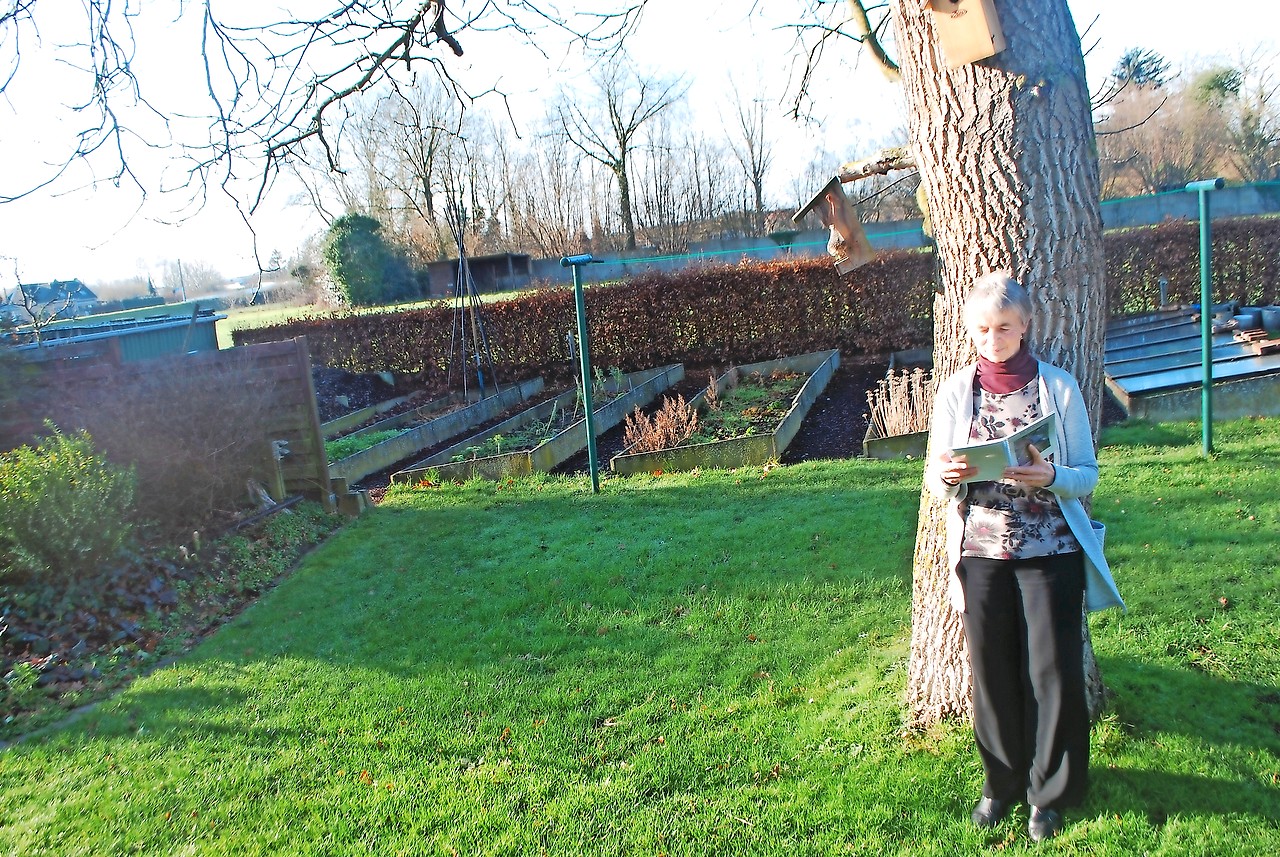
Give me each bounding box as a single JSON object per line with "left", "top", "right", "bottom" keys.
{"left": 922, "top": 0, "right": 1005, "bottom": 69}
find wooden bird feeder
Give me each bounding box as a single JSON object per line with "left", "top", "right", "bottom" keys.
{"left": 793, "top": 177, "right": 874, "bottom": 277}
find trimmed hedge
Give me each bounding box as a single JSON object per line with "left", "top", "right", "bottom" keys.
{"left": 1105, "top": 216, "right": 1279, "bottom": 314}
{"left": 234, "top": 216, "right": 1280, "bottom": 386}
{"left": 234, "top": 250, "right": 937, "bottom": 391}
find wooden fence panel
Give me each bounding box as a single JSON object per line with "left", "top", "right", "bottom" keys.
{"left": 1, "top": 336, "right": 333, "bottom": 516}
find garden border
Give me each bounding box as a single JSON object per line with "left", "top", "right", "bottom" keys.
{"left": 392, "top": 364, "right": 684, "bottom": 483}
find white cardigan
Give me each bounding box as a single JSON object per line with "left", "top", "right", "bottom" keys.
{"left": 923, "top": 362, "right": 1125, "bottom": 614}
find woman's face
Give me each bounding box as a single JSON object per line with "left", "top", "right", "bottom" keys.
{"left": 966, "top": 304, "right": 1028, "bottom": 363}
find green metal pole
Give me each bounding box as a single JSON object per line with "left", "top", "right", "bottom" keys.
{"left": 562, "top": 255, "right": 600, "bottom": 492}
{"left": 1185, "top": 178, "right": 1224, "bottom": 457}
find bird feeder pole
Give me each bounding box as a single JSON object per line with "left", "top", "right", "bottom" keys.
{"left": 1184, "top": 178, "right": 1225, "bottom": 457}
{"left": 560, "top": 254, "right": 604, "bottom": 493}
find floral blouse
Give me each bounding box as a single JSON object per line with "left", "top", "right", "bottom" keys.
{"left": 960, "top": 377, "right": 1081, "bottom": 559}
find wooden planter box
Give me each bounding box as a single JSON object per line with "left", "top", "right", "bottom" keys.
{"left": 862, "top": 428, "right": 930, "bottom": 460}
{"left": 391, "top": 364, "right": 684, "bottom": 484}
{"left": 609, "top": 349, "right": 839, "bottom": 476}
{"left": 321, "top": 392, "right": 423, "bottom": 439}
{"left": 327, "top": 377, "right": 546, "bottom": 484}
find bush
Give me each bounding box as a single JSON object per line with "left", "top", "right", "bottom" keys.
{"left": 237, "top": 215, "right": 1280, "bottom": 386}
{"left": 322, "top": 213, "right": 417, "bottom": 307}
{"left": 0, "top": 428, "right": 136, "bottom": 584}
{"left": 622, "top": 395, "right": 699, "bottom": 454}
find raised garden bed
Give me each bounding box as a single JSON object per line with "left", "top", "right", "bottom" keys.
{"left": 327, "top": 377, "right": 546, "bottom": 484}
{"left": 609, "top": 350, "right": 840, "bottom": 475}
{"left": 392, "top": 365, "right": 684, "bottom": 484}
{"left": 320, "top": 391, "right": 422, "bottom": 439}
{"left": 862, "top": 428, "right": 930, "bottom": 460}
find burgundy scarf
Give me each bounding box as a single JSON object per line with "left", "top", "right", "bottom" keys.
{"left": 976, "top": 345, "right": 1038, "bottom": 394}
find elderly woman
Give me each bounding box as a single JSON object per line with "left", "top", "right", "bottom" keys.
{"left": 924, "top": 272, "right": 1124, "bottom": 842}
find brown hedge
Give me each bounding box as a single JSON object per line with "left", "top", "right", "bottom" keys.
{"left": 234, "top": 216, "right": 1280, "bottom": 383}
{"left": 1105, "top": 216, "right": 1279, "bottom": 313}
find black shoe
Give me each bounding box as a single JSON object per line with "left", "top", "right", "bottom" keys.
{"left": 971, "top": 797, "right": 1012, "bottom": 828}
{"left": 1028, "top": 806, "right": 1064, "bottom": 842}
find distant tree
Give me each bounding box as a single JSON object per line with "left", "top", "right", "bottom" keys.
{"left": 725, "top": 82, "right": 775, "bottom": 234}
{"left": 510, "top": 117, "right": 590, "bottom": 258}
{"left": 321, "top": 214, "right": 415, "bottom": 307}
{"left": 1228, "top": 54, "right": 1280, "bottom": 182}
{"left": 1111, "top": 48, "right": 1171, "bottom": 89}
{"left": 1191, "top": 66, "right": 1244, "bottom": 107}
{"left": 631, "top": 112, "right": 704, "bottom": 253}
{"left": 1097, "top": 74, "right": 1231, "bottom": 195}
{"left": 557, "top": 61, "right": 687, "bottom": 251}
{"left": 162, "top": 259, "right": 223, "bottom": 297}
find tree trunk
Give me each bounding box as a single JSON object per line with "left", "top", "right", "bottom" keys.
{"left": 617, "top": 160, "right": 637, "bottom": 251}
{"left": 893, "top": 0, "right": 1109, "bottom": 728}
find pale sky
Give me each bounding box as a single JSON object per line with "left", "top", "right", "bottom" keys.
{"left": 0, "top": 0, "right": 1273, "bottom": 289}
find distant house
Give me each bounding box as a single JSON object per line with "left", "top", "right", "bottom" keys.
{"left": 1, "top": 279, "right": 99, "bottom": 322}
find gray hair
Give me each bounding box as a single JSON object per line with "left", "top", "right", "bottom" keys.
{"left": 964, "top": 271, "right": 1033, "bottom": 326}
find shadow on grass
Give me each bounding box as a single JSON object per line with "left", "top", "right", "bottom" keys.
{"left": 1093, "top": 657, "right": 1280, "bottom": 823}
{"left": 1091, "top": 768, "right": 1280, "bottom": 829}
{"left": 14, "top": 466, "right": 921, "bottom": 745}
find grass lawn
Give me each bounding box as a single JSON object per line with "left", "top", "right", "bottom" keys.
{"left": 1, "top": 418, "right": 1277, "bottom": 855}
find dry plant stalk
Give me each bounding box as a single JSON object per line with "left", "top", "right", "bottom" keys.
{"left": 865, "top": 368, "right": 934, "bottom": 438}
{"left": 703, "top": 370, "right": 721, "bottom": 412}
{"left": 622, "top": 395, "right": 699, "bottom": 454}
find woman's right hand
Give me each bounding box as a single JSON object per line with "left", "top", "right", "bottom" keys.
{"left": 937, "top": 451, "right": 974, "bottom": 486}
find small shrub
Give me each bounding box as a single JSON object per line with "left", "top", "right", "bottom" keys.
{"left": 623, "top": 395, "right": 699, "bottom": 454}
{"left": 703, "top": 370, "right": 722, "bottom": 412}
{"left": 1, "top": 660, "right": 42, "bottom": 716}
{"left": 0, "top": 428, "right": 136, "bottom": 584}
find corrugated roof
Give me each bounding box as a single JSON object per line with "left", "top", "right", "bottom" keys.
{"left": 1105, "top": 307, "right": 1280, "bottom": 397}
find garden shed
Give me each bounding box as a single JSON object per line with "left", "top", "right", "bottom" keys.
{"left": 8, "top": 306, "right": 225, "bottom": 362}
{"left": 423, "top": 252, "right": 533, "bottom": 297}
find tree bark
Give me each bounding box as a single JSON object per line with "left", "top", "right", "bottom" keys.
{"left": 892, "top": 0, "right": 1108, "bottom": 728}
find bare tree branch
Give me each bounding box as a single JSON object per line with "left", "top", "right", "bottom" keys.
{"left": 0, "top": 1, "right": 646, "bottom": 219}
{"left": 838, "top": 145, "right": 915, "bottom": 181}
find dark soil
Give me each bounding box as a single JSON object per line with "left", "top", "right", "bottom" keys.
{"left": 311, "top": 366, "right": 403, "bottom": 422}
{"left": 782, "top": 358, "right": 888, "bottom": 464}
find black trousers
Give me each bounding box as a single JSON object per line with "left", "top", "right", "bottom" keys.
{"left": 959, "top": 552, "right": 1088, "bottom": 809}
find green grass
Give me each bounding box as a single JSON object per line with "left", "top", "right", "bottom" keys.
{"left": 692, "top": 371, "right": 807, "bottom": 443}
{"left": 324, "top": 429, "right": 407, "bottom": 462}
{"left": 1, "top": 418, "right": 1277, "bottom": 855}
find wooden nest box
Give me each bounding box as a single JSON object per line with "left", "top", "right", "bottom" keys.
{"left": 921, "top": 0, "right": 1005, "bottom": 69}
{"left": 794, "top": 177, "right": 874, "bottom": 277}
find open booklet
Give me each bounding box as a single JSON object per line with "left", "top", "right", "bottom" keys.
{"left": 950, "top": 411, "right": 1058, "bottom": 483}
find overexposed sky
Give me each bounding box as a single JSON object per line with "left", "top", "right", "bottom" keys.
{"left": 0, "top": 0, "right": 1273, "bottom": 288}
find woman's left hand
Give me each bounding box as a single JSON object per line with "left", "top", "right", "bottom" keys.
{"left": 1003, "top": 443, "right": 1056, "bottom": 488}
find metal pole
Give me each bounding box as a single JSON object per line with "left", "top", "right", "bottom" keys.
{"left": 561, "top": 254, "right": 600, "bottom": 493}
{"left": 1185, "top": 178, "right": 1224, "bottom": 457}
